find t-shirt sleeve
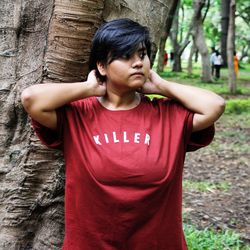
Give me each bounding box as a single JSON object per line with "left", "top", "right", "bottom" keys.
{"left": 185, "top": 111, "right": 215, "bottom": 152}
{"left": 31, "top": 107, "right": 65, "bottom": 150}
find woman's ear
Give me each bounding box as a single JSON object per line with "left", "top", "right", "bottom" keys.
{"left": 97, "top": 62, "right": 107, "bottom": 76}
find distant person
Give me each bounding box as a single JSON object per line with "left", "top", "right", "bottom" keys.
{"left": 170, "top": 51, "right": 174, "bottom": 65}
{"left": 163, "top": 51, "right": 168, "bottom": 67}
{"left": 210, "top": 47, "right": 216, "bottom": 77}
{"left": 213, "top": 50, "right": 223, "bottom": 79}
{"left": 234, "top": 51, "right": 239, "bottom": 77}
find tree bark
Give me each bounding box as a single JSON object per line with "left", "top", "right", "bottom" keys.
{"left": 0, "top": 1, "right": 104, "bottom": 249}
{"left": 187, "top": 42, "right": 196, "bottom": 75}
{"left": 0, "top": 0, "right": 170, "bottom": 248}
{"left": 191, "top": 0, "right": 212, "bottom": 82}
{"left": 221, "top": 0, "right": 230, "bottom": 66}
{"left": 227, "top": 0, "right": 236, "bottom": 94}
{"left": 170, "top": 3, "right": 190, "bottom": 72}
{"left": 156, "top": 0, "right": 180, "bottom": 73}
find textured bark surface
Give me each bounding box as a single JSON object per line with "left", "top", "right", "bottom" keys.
{"left": 221, "top": 0, "right": 230, "bottom": 66}
{"left": 170, "top": 4, "right": 185, "bottom": 72}
{"left": 191, "top": 0, "right": 212, "bottom": 82}
{"left": 45, "top": 0, "right": 104, "bottom": 82}
{"left": 0, "top": 0, "right": 104, "bottom": 249}
{"left": 0, "top": 0, "right": 170, "bottom": 248}
{"left": 157, "top": 0, "right": 179, "bottom": 73}
{"left": 227, "top": 0, "right": 236, "bottom": 94}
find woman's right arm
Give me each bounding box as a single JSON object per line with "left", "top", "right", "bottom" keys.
{"left": 21, "top": 70, "right": 106, "bottom": 130}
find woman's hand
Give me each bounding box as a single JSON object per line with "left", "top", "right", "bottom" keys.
{"left": 139, "top": 70, "right": 165, "bottom": 95}
{"left": 21, "top": 70, "right": 107, "bottom": 130}
{"left": 139, "top": 69, "right": 225, "bottom": 132}
{"left": 86, "top": 70, "right": 107, "bottom": 97}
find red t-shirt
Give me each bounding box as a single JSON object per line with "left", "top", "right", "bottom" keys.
{"left": 32, "top": 96, "right": 214, "bottom": 250}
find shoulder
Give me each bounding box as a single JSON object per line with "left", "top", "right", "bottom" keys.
{"left": 66, "top": 97, "right": 97, "bottom": 111}
{"left": 141, "top": 96, "right": 189, "bottom": 114}
{"left": 59, "top": 97, "right": 99, "bottom": 120}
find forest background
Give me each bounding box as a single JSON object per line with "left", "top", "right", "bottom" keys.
{"left": 0, "top": 0, "right": 249, "bottom": 249}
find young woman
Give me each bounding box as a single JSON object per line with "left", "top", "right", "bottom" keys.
{"left": 21, "top": 18, "right": 225, "bottom": 250}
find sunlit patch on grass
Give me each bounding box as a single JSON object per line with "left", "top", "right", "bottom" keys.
{"left": 183, "top": 180, "right": 231, "bottom": 192}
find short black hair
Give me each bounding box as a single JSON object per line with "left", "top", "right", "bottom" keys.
{"left": 89, "top": 18, "right": 151, "bottom": 82}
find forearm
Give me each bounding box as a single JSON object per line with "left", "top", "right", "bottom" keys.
{"left": 155, "top": 77, "right": 225, "bottom": 131}
{"left": 158, "top": 79, "right": 224, "bottom": 116}
{"left": 21, "top": 82, "right": 92, "bottom": 112}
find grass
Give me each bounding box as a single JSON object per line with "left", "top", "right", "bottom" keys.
{"left": 212, "top": 112, "right": 250, "bottom": 153}
{"left": 159, "top": 62, "right": 250, "bottom": 96}
{"left": 184, "top": 225, "right": 250, "bottom": 250}
{"left": 183, "top": 180, "right": 231, "bottom": 192}
{"left": 220, "top": 112, "right": 250, "bottom": 128}
{"left": 225, "top": 99, "right": 250, "bottom": 114}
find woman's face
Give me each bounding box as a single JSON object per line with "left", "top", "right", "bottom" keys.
{"left": 99, "top": 44, "right": 150, "bottom": 93}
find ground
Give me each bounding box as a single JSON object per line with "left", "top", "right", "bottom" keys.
{"left": 183, "top": 111, "right": 250, "bottom": 245}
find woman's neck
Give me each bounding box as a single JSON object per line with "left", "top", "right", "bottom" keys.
{"left": 97, "top": 90, "right": 141, "bottom": 111}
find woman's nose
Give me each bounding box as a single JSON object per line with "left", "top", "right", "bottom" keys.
{"left": 131, "top": 55, "right": 143, "bottom": 68}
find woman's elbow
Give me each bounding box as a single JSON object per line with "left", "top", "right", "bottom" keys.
{"left": 213, "top": 96, "right": 226, "bottom": 118}
{"left": 21, "top": 87, "right": 36, "bottom": 113}
{"left": 21, "top": 88, "right": 30, "bottom": 111}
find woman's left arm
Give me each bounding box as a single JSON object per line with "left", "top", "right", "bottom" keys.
{"left": 142, "top": 70, "right": 225, "bottom": 132}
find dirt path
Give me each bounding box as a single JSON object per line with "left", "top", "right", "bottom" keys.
{"left": 183, "top": 113, "right": 250, "bottom": 244}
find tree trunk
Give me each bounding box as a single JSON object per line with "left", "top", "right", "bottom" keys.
{"left": 191, "top": 0, "right": 212, "bottom": 82}
{"left": 0, "top": 0, "right": 170, "bottom": 248}
{"left": 227, "top": 0, "right": 236, "bottom": 94}
{"left": 170, "top": 3, "right": 186, "bottom": 72}
{"left": 187, "top": 42, "right": 196, "bottom": 75}
{"left": 156, "top": 0, "right": 180, "bottom": 73}
{"left": 0, "top": 1, "right": 104, "bottom": 249}
{"left": 221, "top": 0, "right": 230, "bottom": 66}
{"left": 172, "top": 54, "right": 182, "bottom": 72}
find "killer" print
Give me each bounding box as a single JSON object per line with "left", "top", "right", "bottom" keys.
{"left": 93, "top": 131, "right": 150, "bottom": 146}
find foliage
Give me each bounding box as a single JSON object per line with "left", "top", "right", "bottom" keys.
{"left": 171, "top": 0, "right": 250, "bottom": 61}
{"left": 236, "top": 0, "right": 250, "bottom": 27}
{"left": 203, "top": 0, "right": 221, "bottom": 48}
{"left": 183, "top": 224, "right": 249, "bottom": 250}
{"left": 225, "top": 99, "right": 250, "bottom": 114}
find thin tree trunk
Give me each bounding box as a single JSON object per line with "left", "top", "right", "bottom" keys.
{"left": 172, "top": 54, "right": 182, "bottom": 72}
{"left": 157, "top": 0, "right": 180, "bottom": 73}
{"left": 193, "top": 22, "right": 211, "bottom": 81}
{"left": 170, "top": 3, "right": 187, "bottom": 72}
{"left": 227, "top": 0, "right": 236, "bottom": 94}
{"left": 221, "top": 0, "right": 230, "bottom": 66}
{"left": 191, "top": 0, "right": 212, "bottom": 82}
{"left": 187, "top": 42, "right": 196, "bottom": 75}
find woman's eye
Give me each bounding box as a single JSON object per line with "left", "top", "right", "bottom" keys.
{"left": 121, "top": 54, "right": 130, "bottom": 60}
{"left": 139, "top": 51, "right": 146, "bottom": 59}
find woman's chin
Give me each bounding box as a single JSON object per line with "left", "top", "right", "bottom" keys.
{"left": 129, "top": 80, "right": 145, "bottom": 90}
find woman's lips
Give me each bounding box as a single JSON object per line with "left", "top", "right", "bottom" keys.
{"left": 130, "top": 72, "right": 144, "bottom": 77}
